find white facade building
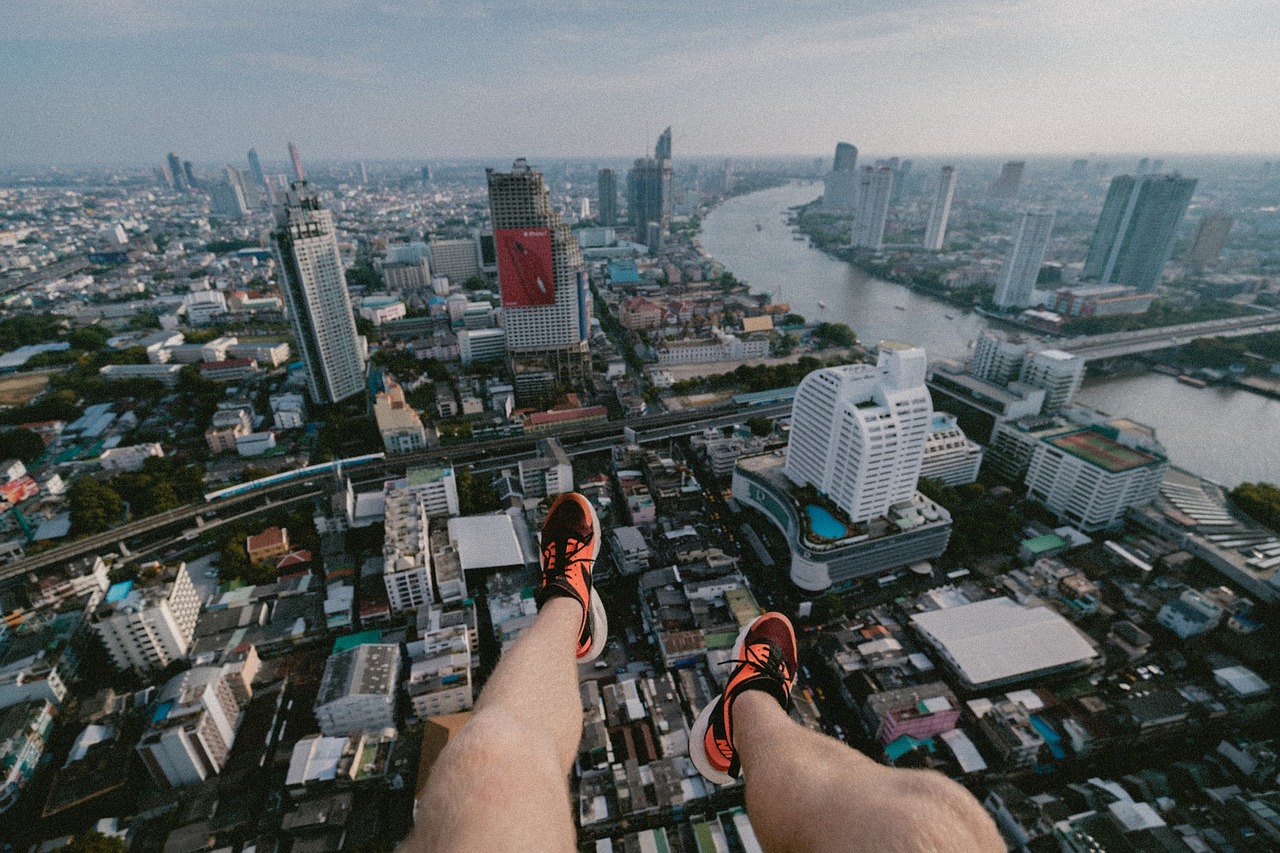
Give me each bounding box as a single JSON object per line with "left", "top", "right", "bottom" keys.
{"left": 183, "top": 290, "right": 229, "bottom": 326}
{"left": 994, "top": 207, "right": 1055, "bottom": 309}
{"left": 850, "top": 167, "right": 894, "bottom": 251}
{"left": 270, "top": 392, "right": 307, "bottom": 429}
{"left": 99, "top": 442, "right": 164, "bottom": 473}
{"left": 920, "top": 414, "right": 983, "bottom": 486}
{"left": 923, "top": 166, "right": 957, "bottom": 251}
{"left": 135, "top": 666, "right": 244, "bottom": 788}
{"left": 273, "top": 182, "right": 367, "bottom": 404}
{"left": 1018, "top": 350, "right": 1085, "bottom": 414}
{"left": 383, "top": 485, "right": 435, "bottom": 614}
{"left": 458, "top": 328, "right": 507, "bottom": 366}
{"left": 970, "top": 329, "right": 1029, "bottom": 385}
{"left": 405, "top": 627, "right": 473, "bottom": 718}
{"left": 785, "top": 343, "right": 932, "bottom": 524}
{"left": 91, "top": 564, "right": 200, "bottom": 674}
{"left": 1025, "top": 427, "right": 1167, "bottom": 531}
{"left": 314, "top": 644, "right": 400, "bottom": 737}
{"left": 656, "top": 330, "right": 769, "bottom": 365}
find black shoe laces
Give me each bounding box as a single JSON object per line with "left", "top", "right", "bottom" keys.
{"left": 725, "top": 640, "right": 791, "bottom": 689}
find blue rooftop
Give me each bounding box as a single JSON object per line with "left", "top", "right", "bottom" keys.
{"left": 607, "top": 260, "right": 641, "bottom": 283}
{"left": 152, "top": 700, "right": 174, "bottom": 724}
{"left": 104, "top": 580, "right": 133, "bottom": 603}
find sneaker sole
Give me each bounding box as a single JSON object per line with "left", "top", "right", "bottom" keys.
{"left": 574, "top": 496, "right": 608, "bottom": 664}
{"left": 688, "top": 619, "right": 754, "bottom": 785}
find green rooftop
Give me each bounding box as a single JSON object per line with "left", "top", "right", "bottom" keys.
{"left": 407, "top": 465, "right": 452, "bottom": 487}
{"left": 332, "top": 629, "right": 383, "bottom": 654}
{"left": 1022, "top": 533, "right": 1069, "bottom": 554}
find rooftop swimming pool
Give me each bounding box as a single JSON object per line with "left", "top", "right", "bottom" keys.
{"left": 804, "top": 504, "right": 849, "bottom": 539}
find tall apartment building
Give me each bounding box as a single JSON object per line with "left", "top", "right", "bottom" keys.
{"left": 923, "top": 166, "right": 957, "bottom": 251}
{"left": 920, "top": 414, "right": 983, "bottom": 486}
{"left": 971, "top": 329, "right": 1030, "bottom": 385}
{"left": 273, "top": 182, "right": 367, "bottom": 404}
{"left": 166, "top": 152, "right": 188, "bottom": 192}
{"left": 428, "top": 237, "right": 482, "bottom": 285}
{"left": 383, "top": 485, "right": 435, "bottom": 613}
{"left": 314, "top": 644, "right": 400, "bottom": 736}
{"left": 991, "top": 161, "right": 1026, "bottom": 198}
{"left": 627, "top": 157, "right": 666, "bottom": 244}
{"left": 850, "top": 167, "right": 894, "bottom": 250}
{"left": 993, "top": 207, "right": 1055, "bottom": 309}
{"left": 1018, "top": 349, "right": 1084, "bottom": 413}
{"left": 136, "top": 666, "right": 245, "bottom": 788}
{"left": 209, "top": 166, "right": 251, "bottom": 219}
{"left": 785, "top": 342, "right": 932, "bottom": 523}
{"left": 288, "top": 141, "right": 305, "bottom": 181}
{"left": 1185, "top": 210, "right": 1233, "bottom": 266}
{"left": 90, "top": 563, "right": 200, "bottom": 674}
{"left": 486, "top": 160, "right": 592, "bottom": 393}
{"left": 247, "top": 148, "right": 266, "bottom": 185}
{"left": 1083, "top": 174, "right": 1197, "bottom": 292}
{"left": 597, "top": 168, "right": 619, "bottom": 227}
{"left": 1025, "top": 426, "right": 1167, "bottom": 531}
{"left": 823, "top": 141, "right": 860, "bottom": 213}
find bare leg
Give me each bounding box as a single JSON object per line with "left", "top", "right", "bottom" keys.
{"left": 412, "top": 597, "right": 583, "bottom": 853}
{"left": 733, "top": 691, "right": 1002, "bottom": 853}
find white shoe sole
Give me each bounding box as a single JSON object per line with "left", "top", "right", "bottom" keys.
{"left": 688, "top": 620, "right": 753, "bottom": 785}
{"left": 575, "top": 496, "right": 608, "bottom": 663}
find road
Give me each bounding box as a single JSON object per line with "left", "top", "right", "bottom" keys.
{"left": 1056, "top": 312, "right": 1280, "bottom": 361}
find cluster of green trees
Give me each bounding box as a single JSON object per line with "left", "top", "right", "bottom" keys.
{"left": 811, "top": 322, "right": 857, "bottom": 348}
{"left": 67, "top": 456, "right": 207, "bottom": 535}
{"left": 669, "top": 354, "right": 861, "bottom": 395}
{"left": 917, "top": 478, "right": 1022, "bottom": 565}
{"left": 0, "top": 427, "right": 47, "bottom": 463}
{"left": 1230, "top": 482, "right": 1280, "bottom": 534}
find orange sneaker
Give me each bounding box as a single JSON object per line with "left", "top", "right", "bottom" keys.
{"left": 536, "top": 493, "right": 608, "bottom": 662}
{"left": 690, "top": 611, "right": 797, "bottom": 784}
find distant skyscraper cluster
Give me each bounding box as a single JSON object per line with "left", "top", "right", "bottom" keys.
{"left": 272, "top": 182, "right": 367, "bottom": 404}
{"left": 994, "top": 207, "right": 1055, "bottom": 309}
{"left": 627, "top": 128, "right": 674, "bottom": 246}
{"left": 923, "top": 166, "right": 957, "bottom": 251}
{"left": 1084, "top": 173, "right": 1197, "bottom": 293}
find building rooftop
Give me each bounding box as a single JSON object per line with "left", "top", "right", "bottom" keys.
{"left": 447, "top": 514, "right": 526, "bottom": 571}
{"left": 315, "top": 643, "right": 400, "bottom": 707}
{"left": 1046, "top": 428, "right": 1164, "bottom": 473}
{"left": 911, "top": 597, "right": 1098, "bottom": 688}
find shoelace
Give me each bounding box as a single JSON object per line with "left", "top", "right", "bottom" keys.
{"left": 541, "top": 535, "right": 595, "bottom": 586}
{"left": 724, "top": 641, "right": 791, "bottom": 689}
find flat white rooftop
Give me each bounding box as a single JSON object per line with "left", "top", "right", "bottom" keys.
{"left": 911, "top": 597, "right": 1098, "bottom": 688}
{"left": 448, "top": 514, "right": 525, "bottom": 571}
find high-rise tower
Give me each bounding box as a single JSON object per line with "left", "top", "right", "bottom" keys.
{"left": 247, "top": 148, "right": 266, "bottom": 186}
{"left": 850, "top": 166, "right": 894, "bottom": 250}
{"left": 166, "top": 152, "right": 188, "bottom": 192}
{"left": 486, "top": 160, "right": 592, "bottom": 398}
{"left": 209, "top": 166, "right": 251, "bottom": 219}
{"left": 1083, "top": 173, "right": 1196, "bottom": 293}
{"left": 785, "top": 343, "right": 933, "bottom": 524}
{"left": 991, "top": 161, "right": 1026, "bottom": 198}
{"left": 597, "top": 168, "right": 619, "bottom": 227}
{"left": 288, "top": 142, "right": 306, "bottom": 182}
{"left": 823, "top": 141, "right": 860, "bottom": 212}
{"left": 993, "top": 207, "right": 1055, "bottom": 309}
{"left": 833, "top": 142, "right": 859, "bottom": 172}
{"left": 923, "top": 166, "right": 957, "bottom": 251}
{"left": 627, "top": 158, "right": 665, "bottom": 244}
{"left": 272, "top": 182, "right": 366, "bottom": 404}
{"left": 1185, "top": 210, "right": 1233, "bottom": 267}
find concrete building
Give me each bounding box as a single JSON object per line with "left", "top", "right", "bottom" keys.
{"left": 373, "top": 375, "right": 427, "bottom": 454}
{"left": 1157, "top": 589, "right": 1224, "bottom": 638}
{"left": 383, "top": 485, "right": 435, "bottom": 613}
{"left": 99, "top": 442, "right": 164, "bottom": 473}
{"left": 517, "top": 438, "right": 574, "bottom": 499}
{"left": 1050, "top": 285, "right": 1155, "bottom": 318}
{"left": 864, "top": 682, "right": 961, "bottom": 745}
{"left": 90, "top": 564, "right": 200, "bottom": 674}
{"left": 457, "top": 327, "right": 507, "bottom": 366}
{"left": 597, "top": 168, "right": 619, "bottom": 227}
{"left": 246, "top": 526, "right": 290, "bottom": 564}
{"left": 405, "top": 626, "right": 473, "bottom": 719}
{"left": 971, "top": 329, "right": 1030, "bottom": 385}
{"left": 850, "top": 166, "right": 894, "bottom": 250}
{"left": 1019, "top": 349, "right": 1084, "bottom": 413}
{"left": 923, "top": 166, "right": 957, "bottom": 251}
{"left": 270, "top": 391, "right": 307, "bottom": 429}
{"left": 382, "top": 257, "right": 431, "bottom": 292}
{"left": 656, "top": 330, "right": 769, "bottom": 365}
{"left": 314, "top": 644, "right": 400, "bottom": 736}
{"left": 135, "top": 666, "right": 245, "bottom": 788}
{"left": 273, "top": 182, "right": 367, "bottom": 404}
{"left": 994, "top": 207, "right": 1055, "bottom": 310}
{"left": 184, "top": 290, "right": 228, "bottom": 325}
{"left": 991, "top": 161, "right": 1026, "bottom": 198}
{"left": 1025, "top": 426, "right": 1168, "bottom": 531}
{"left": 359, "top": 294, "right": 407, "bottom": 326}
{"left": 920, "top": 413, "right": 983, "bottom": 486}
{"left": 0, "top": 700, "right": 55, "bottom": 815}
{"left": 487, "top": 160, "right": 592, "bottom": 394}
{"left": 1185, "top": 210, "right": 1233, "bottom": 266}
{"left": 823, "top": 141, "right": 860, "bottom": 213}
{"left": 1084, "top": 173, "right": 1197, "bottom": 292}
{"left": 611, "top": 526, "right": 652, "bottom": 575}
{"left": 98, "top": 363, "right": 184, "bottom": 386}
{"left": 785, "top": 344, "right": 932, "bottom": 524}
{"left": 428, "top": 237, "right": 482, "bottom": 285}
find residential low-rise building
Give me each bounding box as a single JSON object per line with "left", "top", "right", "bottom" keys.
{"left": 247, "top": 526, "right": 290, "bottom": 564}
{"left": 919, "top": 413, "right": 983, "bottom": 486}
{"left": 314, "top": 644, "right": 400, "bottom": 736}
{"left": 98, "top": 442, "right": 164, "bottom": 472}
{"left": 270, "top": 391, "right": 308, "bottom": 429}
{"left": 90, "top": 563, "right": 200, "bottom": 674}
{"left": 1157, "top": 589, "right": 1224, "bottom": 638}
{"left": 374, "top": 375, "right": 427, "bottom": 454}
{"left": 0, "top": 699, "right": 56, "bottom": 815}
{"left": 405, "top": 625, "right": 473, "bottom": 718}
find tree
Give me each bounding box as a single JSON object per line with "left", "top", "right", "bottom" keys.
{"left": 812, "top": 322, "right": 857, "bottom": 348}
{"left": 68, "top": 324, "right": 111, "bottom": 351}
{"left": 780, "top": 313, "right": 806, "bottom": 327}
{"left": 68, "top": 477, "right": 125, "bottom": 535}
{"left": 746, "top": 416, "right": 774, "bottom": 438}
{"left": 0, "top": 428, "right": 46, "bottom": 463}
{"left": 60, "top": 830, "right": 128, "bottom": 853}
{"left": 463, "top": 275, "right": 488, "bottom": 291}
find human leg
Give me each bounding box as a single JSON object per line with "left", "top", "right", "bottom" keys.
{"left": 412, "top": 494, "right": 607, "bottom": 853}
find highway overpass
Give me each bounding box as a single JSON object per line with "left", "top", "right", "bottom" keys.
{"left": 1056, "top": 312, "right": 1280, "bottom": 362}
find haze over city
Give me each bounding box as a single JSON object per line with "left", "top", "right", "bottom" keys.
{"left": 5, "top": 0, "right": 1280, "bottom": 164}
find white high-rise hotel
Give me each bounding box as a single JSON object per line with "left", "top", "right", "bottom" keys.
{"left": 786, "top": 343, "right": 932, "bottom": 523}
{"left": 923, "top": 166, "right": 957, "bottom": 251}
{"left": 273, "top": 182, "right": 367, "bottom": 404}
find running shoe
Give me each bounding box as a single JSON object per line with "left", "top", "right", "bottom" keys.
{"left": 536, "top": 492, "right": 608, "bottom": 663}
{"left": 690, "top": 611, "right": 797, "bottom": 784}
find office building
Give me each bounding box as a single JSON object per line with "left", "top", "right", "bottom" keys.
{"left": 1025, "top": 426, "right": 1167, "bottom": 531}
{"left": 850, "top": 167, "right": 894, "bottom": 250}
{"left": 971, "top": 330, "right": 1030, "bottom": 385}
{"left": 1083, "top": 174, "right": 1197, "bottom": 292}
{"left": 247, "top": 148, "right": 266, "bottom": 185}
{"left": 458, "top": 328, "right": 507, "bottom": 366}
{"left": 654, "top": 126, "right": 674, "bottom": 228}
{"left": 182, "top": 160, "right": 198, "bottom": 189}
{"left": 627, "top": 158, "right": 666, "bottom": 244}
{"left": 136, "top": 666, "right": 245, "bottom": 788}
{"left": 1019, "top": 349, "right": 1084, "bottom": 413}
{"left": 823, "top": 141, "right": 860, "bottom": 213}
{"left": 785, "top": 342, "right": 931, "bottom": 523}
{"left": 597, "top": 168, "right": 618, "bottom": 227}
{"left": 273, "top": 182, "right": 367, "bottom": 404}
{"left": 991, "top": 161, "right": 1026, "bottom": 198}
{"left": 428, "top": 237, "right": 482, "bottom": 285}
{"left": 209, "top": 166, "right": 250, "bottom": 219}
{"left": 993, "top": 207, "right": 1055, "bottom": 309}
{"left": 923, "top": 166, "right": 957, "bottom": 251}
{"left": 288, "top": 141, "right": 305, "bottom": 181}
{"left": 486, "top": 160, "right": 592, "bottom": 392}
{"left": 1185, "top": 210, "right": 1234, "bottom": 266}
{"left": 90, "top": 564, "right": 200, "bottom": 675}
{"left": 167, "top": 152, "right": 188, "bottom": 192}
{"left": 919, "top": 413, "right": 983, "bottom": 486}
{"left": 314, "top": 644, "right": 400, "bottom": 736}
{"left": 373, "top": 376, "right": 427, "bottom": 454}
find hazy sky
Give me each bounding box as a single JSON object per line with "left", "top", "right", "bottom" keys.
{"left": 4, "top": 0, "right": 1278, "bottom": 165}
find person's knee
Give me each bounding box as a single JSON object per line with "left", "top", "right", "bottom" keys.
{"left": 437, "top": 710, "right": 561, "bottom": 781}
{"left": 891, "top": 770, "right": 1000, "bottom": 849}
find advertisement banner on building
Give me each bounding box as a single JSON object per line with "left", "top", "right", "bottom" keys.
{"left": 0, "top": 476, "right": 39, "bottom": 512}
{"left": 496, "top": 228, "right": 555, "bottom": 307}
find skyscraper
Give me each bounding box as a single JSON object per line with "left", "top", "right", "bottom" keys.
{"left": 209, "top": 166, "right": 250, "bottom": 219}
{"left": 991, "top": 161, "right": 1026, "bottom": 198}
{"left": 993, "top": 207, "right": 1055, "bottom": 309}
{"left": 272, "top": 182, "right": 366, "bottom": 404}
{"left": 486, "top": 160, "right": 592, "bottom": 395}
{"left": 167, "top": 152, "right": 188, "bottom": 192}
{"left": 1083, "top": 173, "right": 1196, "bottom": 293}
{"left": 182, "top": 160, "right": 198, "bottom": 190}
{"left": 627, "top": 157, "right": 666, "bottom": 244}
{"left": 655, "top": 126, "right": 672, "bottom": 161}
{"left": 823, "top": 141, "right": 860, "bottom": 212}
{"left": 923, "top": 166, "right": 957, "bottom": 251}
{"left": 288, "top": 141, "right": 306, "bottom": 182}
{"left": 850, "top": 166, "right": 894, "bottom": 250}
{"left": 247, "top": 148, "right": 266, "bottom": 186}
{"left": 597, "top": 168, "right": 618, "bottom": 227}
{"left": 785, "top": 343, "right": 932, "bottom": 524}
{"left": 1185, "top": 210, "right": 1234, "bottom": 267}
{"left": 358, "top": 161, "right": 368, "bottom": 186}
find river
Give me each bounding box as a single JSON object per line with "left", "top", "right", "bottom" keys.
{"left": 699, "top": 181, "right": 1280, "bottom": 488}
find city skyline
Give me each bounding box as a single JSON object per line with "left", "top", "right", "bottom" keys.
{"left": 4, "top": 1, "right": 1278, "bottom": 164}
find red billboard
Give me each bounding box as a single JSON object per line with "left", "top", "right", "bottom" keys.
{"left": 496, "top": 228, "right": 555, "bottom": 307}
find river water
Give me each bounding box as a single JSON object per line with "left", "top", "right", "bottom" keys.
{"left": 699, "top": 181, "right": 1280, "bottom": 488}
